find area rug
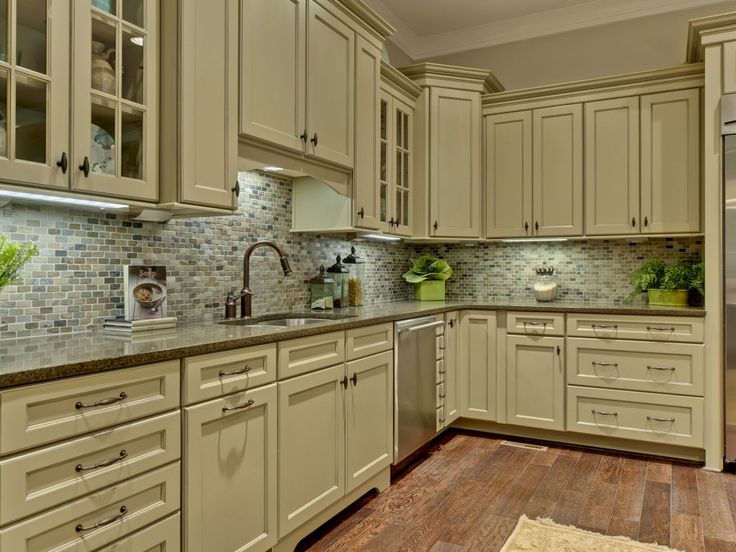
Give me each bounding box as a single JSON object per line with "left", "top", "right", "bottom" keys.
{"left": 500, "top": 515, "right": 684, "bottom": 552}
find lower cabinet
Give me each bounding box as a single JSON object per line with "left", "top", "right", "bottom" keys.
{"left": 458, "top": 311, "right": 497, "bottom": 421}
{"left": 183, "top": 384, "right": 277, "bottom": 552}
{"left": 443, "top": 312, "right": 460, "bottom": 425}
{"left": 507, "top": 335, "right": 565, "bottom": 431}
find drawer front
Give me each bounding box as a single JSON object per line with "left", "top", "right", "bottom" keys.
{"left": 436, "top": 407, "right": 444, "bottom": 432}
{"left": 566, "top": 314, "right": 704, "bottom": 343}
{"left": 436, "top": 383, "right": 445, "bottom": 407}
{"left": 567, "top": 386, "right": 703, "bottom": 447}
{"left": 507, "top": 312, "right": 565, "bottom": 336}
{"left": 278, "top": 331, "right": 345, "bottom": 379}
{"left": 183, "top": 343, "right": 277, "bottom": 405}
{"left": 0, "top": 411, "right": 181, "bottom": 525}
{"left": 436, "top": 359, "right": 444, "bottom": 383}
{"left": 567, "top": 338, "right": 704, "bottom": 396}
{"left": 0, "top": 361, "right": 180, "bottom": 455}
{"left": 97, "top": 513, "right": 180, "bottom": 552}
{"left": 436, "top": 334, "right": 445, "bottom": 360}
{"left": 0, "top": 462, "right": 180, "bottom": 552}
{"left": 346, "top": 323, "right": 393, "bottom": 361}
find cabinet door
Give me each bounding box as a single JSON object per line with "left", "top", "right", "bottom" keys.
{"left": 306, "top": 0, "right": 354, "bottom": 167}
{"left": 507, "top": 335, "right": 565, "bottom": 431}
{"left": 585, "top": 97, "right": 640, "bottom": 235}
{"left": 377, "top": 91, "right": 393, "bottom": 233}
{"left": 71, "top": 0, "right": 158, "bottom": 201}
{"left": 430, "top": 88, "right": 481, "bottom": 238}
{"left": 178, "top": 0, "right": 238, "bottom": 208}
{"left": 0, "top": 0, "right": 69, "bottom": 189}
{"left": 353, "top": 35, "right": 381, "bottom": 230}
{"left": 484, "top": 111, "right": 533, "bottom": 238}
{"left": 641, "top": 89, "right": 700, "bottom": 234}
{"left": 444, "top": 312, "right": 460, "bottom": 424}
{"left": 392, "top": 97, "right": 414, "bottom": 237}
{"left": 278, "top": 365, "right": 345, "bottom": 537}
{"left": 346, "top": 351, "right": 392, "bottom": 492}
{"left": 458, "top": 311, "right": 497, "bottom": 421}
{"left": 532, "top": 104, "right": 583, "bottom": 236}
{"left": 240, "top": 0, "right": 306, "bottom": 152}
{"left": 184, "top": 384, "right": 277, "bottom": 552}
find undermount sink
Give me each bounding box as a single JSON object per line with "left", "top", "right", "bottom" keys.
{"left": 218, "top": 313, "right": 358, "bottom": 327}
{"left": 256, "top": 318, "right": 328, "bottom": 327}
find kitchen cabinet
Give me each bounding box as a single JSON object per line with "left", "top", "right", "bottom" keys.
{"left": 584, "top": 97, "right": 640, "bottom": 235}
{"left": 443, "top": 312, "right": 460, "bottom": 424}
{"left": 507, "top": 335, "right": 565, "bottom": 431}
{"left": 458, "top": 311, "right": 497, "bottom": 421}
{"left": 183, "top": 384, "right": 277, "bottom": 552}
{"left": 641, "top": 89, "right": 701, "bottom": 233}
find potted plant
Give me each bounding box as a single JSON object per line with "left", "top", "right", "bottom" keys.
{"left": 403, "top": 256, "right": 452, "bottom": 301}
{"left": 626, "top": 257, "right": 703, "bottom": 306}
{"left": 0, "top": 234, "right": 38, "bottom": 294}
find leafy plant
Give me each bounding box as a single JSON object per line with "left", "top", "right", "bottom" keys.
{"left": 626, "top": 257, "right": 704, "bottom": 303}
{"left": 626, "top": 258, "right": 665, "bottom": 302}
{"left": 0, "top": 235, "right": 39, "bottom": 293}
{"left": 690, "top": 261, "right": 705, "bottom": 298}
{"left": 403, "top": 256, "right": 452, "bottom": 283}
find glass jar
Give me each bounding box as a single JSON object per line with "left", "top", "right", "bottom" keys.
{"left": 343, "top": 246, "right": 365, "bottom": 307}
{"left": 326, "top": 255, "right": 350, "bottom": 308}
{"left": 534, "top": 264, "right": 558, "bottom": 302}
{"left": 309, "top": 266, "right": 335, "bottom": 310}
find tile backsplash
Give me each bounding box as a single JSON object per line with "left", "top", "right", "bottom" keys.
{"left": 0, "top": 170, "right": 703, "bottom": 339}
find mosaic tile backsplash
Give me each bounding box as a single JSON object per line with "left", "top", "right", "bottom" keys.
{"left": 0, "top": 170, "right": 702, "bottom": 339}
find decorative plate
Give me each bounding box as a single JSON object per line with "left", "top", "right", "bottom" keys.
{"left": 90, "top": 123, "right": 115, "bottom": 175}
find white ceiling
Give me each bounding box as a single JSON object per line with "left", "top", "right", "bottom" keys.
{"left": 364, "top": 0, "right": 730, "bottom": 59}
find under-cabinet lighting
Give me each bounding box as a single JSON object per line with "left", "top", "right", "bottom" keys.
{"left": 130, "top": 36, "right": 144, "bottom": 46}
{"left": 263, "top": 166, "right": 285, "bottom": 172}
{"left": 361, "top": 234, "right": 402, "bottom": 242}
{"left": 0, "top": 189, "right": 129, "bottom": 209}
{"left": 501, "top": 238, "right": 568, "bottom": 243}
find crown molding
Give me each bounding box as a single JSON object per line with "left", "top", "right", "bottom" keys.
{"left": 399, "top": 62, "right": 505, "bottom": 93}
{"left": 335, "top": 0, "right": 395, "bottom": 40}
{"left": 686, "top": 12, "right": 736, "bottom": 62}
{"left": 380, "top": 61, "right": 422, "bottom": 99}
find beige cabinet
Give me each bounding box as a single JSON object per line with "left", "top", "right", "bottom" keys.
{"left": 507, "top": 335, "right": 565, "bottom": 431}
{"left": 160, "top": 0, "right": 238, "bottom": 210}
{"left": 458, "top": 311, "right": 497, "bottom": 421}
{"left": 640, "top": 89, "right": 701, "bottom": 233}
{"left": 443, "top": 312, "right": 460, "bottom": 424}
{"left": 184, "top": 384, "right": 277, "bottom": 552}
{"left": 584, "top": 97, "right": 640, "bottom": 235}
{"left": 532, "top": 104, "right": 583, "bottom": 236}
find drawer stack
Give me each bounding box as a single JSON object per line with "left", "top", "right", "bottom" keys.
{"left": 0, "top": 360, "right": 182, "bottom": 550}
{"left": 565, "top": 314, "right": 705, "bottom": 448}
{"left": 436, "top": 321, "right": 446, "bottom": 430}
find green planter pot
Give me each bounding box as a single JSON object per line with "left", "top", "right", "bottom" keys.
{"left": 414, "top": 280, "right": 445, "bottom": 301}
{"left": 647, "top": 289, "right": 689, "bottom": 307}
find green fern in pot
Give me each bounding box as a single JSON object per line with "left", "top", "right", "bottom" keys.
{"left": 0, "top": 235, "right": 39, "bottom": 293}
{"left": 626, "top": 257, "right": 702, "bottom": 306}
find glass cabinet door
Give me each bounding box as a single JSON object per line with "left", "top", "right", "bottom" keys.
{"left": 378, "top": 91, "right": 392, "bottom": 233}
{"left": 393, "top": 100, "right": 412, "bottom": 236}
{"left": 0, "top": 0, "right": 69, "bottom": 189}
{"left": 72, "top": 0, "right": 157, "bottom": 201}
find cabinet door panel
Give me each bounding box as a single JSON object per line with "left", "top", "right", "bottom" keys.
{"left": 484, "top": 111, "right": 532, "bottom": 238}
{"left": 458, "top": 311, "right": 497, "bottom": 420}
{"left": 430, "top": 88, "right": 481, "bottom": 238}
{"left": 585, "top": 97, "right": 640, "bottom": 235}
{"left": 532, "top": 104, "right": 583, "bottom": 236}
{"left": 507, "top": 335, "right": 565, "bottom": 431}
{"left": 306, "top": 0, "right": 354, "bottom": 167}
{"left": 641, "top": 89, "right": 700, "bottom": 233}
{"left": 346, "top": 351, "right": 392, "bottom": 492}
{"left": 278, "top": 365, "right": 345, "bottom": 537}
{"left": 240, "top": 0, "right": 306, "bottom": 152}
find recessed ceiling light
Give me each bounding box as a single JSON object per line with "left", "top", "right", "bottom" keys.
{"left": 0, "top": 189, "right": 129, "bottom": 209}
{"left": 361, "top": 234, "right": 401, "bottom": 242}
{"left": 263, "top": 166, "right": 284, "bottom": 172}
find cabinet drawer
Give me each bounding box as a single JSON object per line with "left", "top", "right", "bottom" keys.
{"left": 567, "top": 386, "right": 703, "bottom": 448}
{"left": 567, "top": 338, "right": 704, "bottom": 396}
{"left": 346, "top": 324, "right": 393, "bottom": 361}
{"left": 436, "top": 407, "right": 444, "bottom": 432}
{"left": 507, "top": 312, "right": 565, "bottom": 336}
{"left": 183, "top": 343, "right": 277, "bottom": 404}
{"left": 566, "top": 314, "right": 704, "bottom": 343}
{"left": 0, "top": 361, "right": 180, "bottom": 455}
{"left": 278, "top": 331, "right": 345, "bottom": 379}
{"left": 436, "top": 359, "right": 444, "bottom": 383}
{"left": 0, "top": 462, "right": 180, "bottom": 551}
{"left": 436, "top": 334, "right": 445, "bottom": 360}
{"left": 98, "top": 513, "right": 180, "bottom": 551}
{"left": 436, "top": 383, "right": 445, "bottom": 407}
{"left": 0, "top": 411, "right": 180, "bottom": 526}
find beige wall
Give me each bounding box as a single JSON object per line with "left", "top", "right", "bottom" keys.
{"left": 402, "top": 2, "right": 734, "bottom": 90}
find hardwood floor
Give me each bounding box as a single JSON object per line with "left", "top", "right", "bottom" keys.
{"left": 297, "top": 431, "right": 736, "bottom": 552}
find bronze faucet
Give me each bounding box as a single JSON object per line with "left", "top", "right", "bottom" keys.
{"left": 237, "top": 241, "right": 293, "bottom": 318}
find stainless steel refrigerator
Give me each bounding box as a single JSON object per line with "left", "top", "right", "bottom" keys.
{"left": 723, "top": 94, "right": 736, "bottom": 467}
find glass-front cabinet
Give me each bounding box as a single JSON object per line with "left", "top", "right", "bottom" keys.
{"left": 72, "top": 0, "right": 158, "bottom": 201}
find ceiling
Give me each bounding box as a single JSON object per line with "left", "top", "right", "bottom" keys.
{"left": 364, "top": 0, "right": 730, "bottom": 59}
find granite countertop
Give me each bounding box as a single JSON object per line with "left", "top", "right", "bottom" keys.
{"left": 0, "top": 300, "right": 705, "bottom": 390}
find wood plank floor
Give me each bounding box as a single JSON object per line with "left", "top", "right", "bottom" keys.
{"left": 297, "top": 431, "right": 736, "bottom": 552}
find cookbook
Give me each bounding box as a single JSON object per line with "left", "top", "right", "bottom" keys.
{"left": 123, "top": 265, "right": 168, "bottom": 320}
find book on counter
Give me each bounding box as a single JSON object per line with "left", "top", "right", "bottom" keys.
{"left": 103, "top": 316, "right": 177, "bottom": 333}
{"left": 123, "top": 265, "right": 168, "bottom": 321}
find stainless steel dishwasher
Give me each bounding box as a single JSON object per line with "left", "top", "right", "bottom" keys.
{"left": 393, "top": 314, "right": 444, "bottom": 465}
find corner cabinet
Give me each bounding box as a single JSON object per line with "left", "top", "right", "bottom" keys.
{"left": 458, "top": 311, "right": 497, "bottom": 421}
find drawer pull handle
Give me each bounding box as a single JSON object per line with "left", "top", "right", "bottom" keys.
{"left": 76, "top": 505, "right": 127, "bottom": 532}
{"left": 592, "top": 361, "right": 618, "bottom": 367}
{"left": 438, "top": 369, "right": 446, "bottom": 375}
{"left": 439, "top": 394, "right": 446, "bottom": 399}
{"left": 647, "top": 326, "right": 675, "bottom": 332}
{"left": 647, "top": 365, "right": 676, "bottom": 372}
{"left": 222, "top": 399, "right": 255, "bottom": 412}
{"left": 592, "top": 324, "right": 617, "bottom": 329}
{"left": 219, "top": 365, "right": 251, "bottom": 377}
{"left": 647, "top": 416, "right": 676, "bottom": 423}
{"left": 75, "top": 392, "right": 127, "bottom": 410}
{"left": 75, "top": 450, "right": 128, "bottom": 472}
{"left": 523, "top": 321, "right": 546, "bottom": 326}
{"left": 592, "top": 409, "right": 618, "bottom": 417}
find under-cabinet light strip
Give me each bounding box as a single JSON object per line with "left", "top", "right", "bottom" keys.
{"left": 0, "top": 189, "right": 129, "bottom": 209}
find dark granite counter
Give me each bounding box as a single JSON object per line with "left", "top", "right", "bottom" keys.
{"left": 0, "top": 300, "right": 705, "bottom": 389}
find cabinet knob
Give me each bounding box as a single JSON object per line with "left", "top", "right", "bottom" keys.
{"left": 556, "top": 345, "right": 561, "bottom": 356}
{"left": 232, "top": 181, "right": 240, "bottom": 198}
{"left": 310, "top": 133, "right": 318, "bottom": 146}
{"left": 433, "top": 221, "right": 438, "bottom": 231}
{"left": 644, "top": 216, "right": 648, "bottom": 227}
{"left": 358, "top": 207, "right": 365, "bottom": 219}
{"left": 389, "top": 217, "right": 395, "bottom": 227}
{"left": 448, "top": 319, "right": 454, "bottom": 328}
{"left": 79, "top": 156, "right": 90, "bottom": 178}
{"left": 340, "top": 376, "right": 348, "bottom": 388}
{"left": 300, "top": 129, "right": 307, "bottom": 143}
{"left": 350, "top": 373, "right": 358, "bottom": 386}
{"left": 524, "top": 221, "right": 529, "bottom": 232}
{"left": 535, "top": 221, "right": 539, "bottom": 232}
{"left": 56, "top": 152, "right": 68, "bottom": 174}
{"left": 631, "top": 217, "right": 636, "bottom": 227}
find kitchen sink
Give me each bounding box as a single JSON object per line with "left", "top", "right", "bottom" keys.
{"left": 256, "top": 318, "right": 329, "bottom": 327}
{"left": 218, "top": 313, "right": 358, "bottom": 327}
